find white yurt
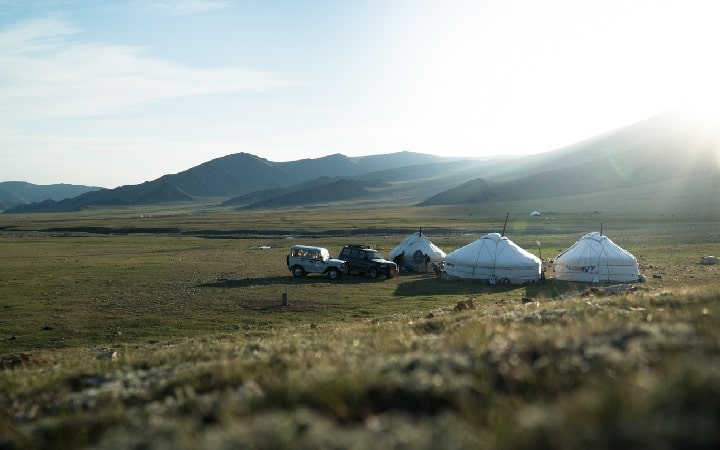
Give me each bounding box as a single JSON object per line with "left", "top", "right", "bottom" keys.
{"left": 389, "top": 231, "right": 446, "bottom": 272}
{"left": 444, "top": 233, "right": 542, "bottom": 284}
{"left": 553, "top": 232, "right": 639, "bottom": 283}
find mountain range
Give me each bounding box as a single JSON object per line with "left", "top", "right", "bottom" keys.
{"left": 0, "top": 181, "right": 102, "bottom": 211}
{"left": 3, "top": 108, "right": 719, "bottom": 214}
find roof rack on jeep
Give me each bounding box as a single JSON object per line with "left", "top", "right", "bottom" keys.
{"left": 344, "top": 244, "right": 371, "bottom": 249}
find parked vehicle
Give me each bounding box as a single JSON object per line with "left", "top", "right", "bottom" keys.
{"left": 337, "top": 245, "right": 398, "bottom": 279}
{"left": 286, "top": 245, "right": 347, "bottom": 280}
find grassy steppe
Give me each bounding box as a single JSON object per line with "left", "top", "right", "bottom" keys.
{"left": 1, "top": 206, "right": 719, "bottom": 449}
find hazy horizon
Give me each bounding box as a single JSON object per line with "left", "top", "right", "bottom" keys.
{"left": 2, "top": 0, "right": 719, "bottom": 188}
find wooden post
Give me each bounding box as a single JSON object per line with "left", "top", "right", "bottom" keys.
{"left": 281, "top": 293, "right": 288, "bottom": 306}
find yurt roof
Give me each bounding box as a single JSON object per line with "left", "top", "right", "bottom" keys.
{"left": 389, "top": 231, "right": 446, "bottom": 260}
{"left": 446, "top": 233, "right": 540, "bottom": 267}
{"left": 555, "top": 232, "right": 636, "bottom": 264}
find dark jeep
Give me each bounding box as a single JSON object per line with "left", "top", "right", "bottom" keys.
{"left": 337, "top": 245, "right": 398, "bottom": 279}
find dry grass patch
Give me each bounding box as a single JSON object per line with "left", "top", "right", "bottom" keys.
{"left": 1, "top": 210, "right": 719, "bottom": 448}
{"left": 3, "top": 285, "right": 718, "bottom": 449}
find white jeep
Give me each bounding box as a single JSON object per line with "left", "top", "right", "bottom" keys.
{"left": 286, "top": 245, "right": 347, "bottom": 280}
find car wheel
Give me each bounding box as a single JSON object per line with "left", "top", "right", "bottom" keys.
{"left": 327, "top": 268, "right": 341, "bottom": 280}
{"left": 342, "top": 265, "right": 350, "bottom": 275}
{"left": 292, "top": 266, "right": 305, "bottom": 277}
{"left": 368, "top": 266, "right": 379, "bottom": 279}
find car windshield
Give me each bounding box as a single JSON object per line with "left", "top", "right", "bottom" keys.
{"left": 368, "top": 251, "right": 383, "bottom": 260}
{"left": 291, "top": 247, "right": 330, "bottom": 260}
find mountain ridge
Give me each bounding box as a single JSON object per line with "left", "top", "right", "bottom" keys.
{"left": 0, "top": 181, "right": 103, "bottom": 211}
{"left": 419, "top": 108, "right": 720, "bottom": 206}
{"left": 4, "top": 108, "right": 720, "bottom": 213}
{"left": 3, "top": 151, "right": 464, "bottom": 213}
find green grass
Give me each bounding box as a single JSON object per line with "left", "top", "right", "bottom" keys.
{"left": 1, "top": 206, "right": 719, "bottom": 449}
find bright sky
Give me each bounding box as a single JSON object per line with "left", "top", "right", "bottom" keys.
{"left": 2, "top": 0, "right": 719, "bottom": 188}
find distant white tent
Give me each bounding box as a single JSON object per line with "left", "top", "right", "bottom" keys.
{"left": 553, "top": 232, "right": 640, "bottom": 283}
{"left": 389, "top": 231, "right": 446, "bottom": 272}
{"left": 444, "top": 233, "right": 542, "bottom": 284}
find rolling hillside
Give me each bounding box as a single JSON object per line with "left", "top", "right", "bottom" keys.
{"left": 222, "top": 159, "right": 480, "bottom": 208}
{"left": 225, "top": 108, "right": 720, "bottom": 211}
{"left": 238, "top": 178, "right": 371, "bottom": 209}
{"left": 4, "top": 107, "right": 719, "bottom": 214}
{"left": 419, "top": 178, "right": 498, "bottom": 206}
{"left": 420, "top": 108, "right": 720, "bottom": 209}
{"left": 0, "top": 181, "right": 102, "bottom": 211}
{"left": 3, "top": 152, "right": 454, "bottom": 213}
{"left": 221, "top": 177, "right": 341, "bottom": 207}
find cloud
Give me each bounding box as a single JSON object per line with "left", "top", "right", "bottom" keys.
{"left": 0, "top": 16, "right": 78, "bottom": 54}
{"left": 0, "top": 17, "right": 293, "bottom": 120}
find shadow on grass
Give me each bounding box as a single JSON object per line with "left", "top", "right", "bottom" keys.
{"left": 393, "top": 275, "right": 595, "bottom": 299}
{"left": 525, "top": 279, "right": 609, "bottom": 299}
{"left": 195, "top": 274, "right": 386, "bottom": 289}
{"left": 393, "top": 275, "right": 525, "bottom": 297}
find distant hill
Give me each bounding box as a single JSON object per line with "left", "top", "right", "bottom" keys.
{"left": 3, "top": 151, "right": 459, "bottom": 213}
{"left": 151, "top": 152, "right": 303, "bottom": 197}
{"left": 418, "top": 108, "right": 720, "bottom": 207}
{"left": 238, "top": 178, "right": 371, "bottom": 209}
{"left": 419, "top": 178, "right": 498, "bottom": 206}
{"left": 0, "top": 187, "right": 23, "bottom": 211}
{"left": 0, "top": 181, "right": 102, "bottom": 211}
{"left": 221, "top": 176, "right": 346, "bottom": 207}
{"left": 222, "top": 159, "right": 481, "bottom": 209}
{"left": 3, "top": 181, "right": 195, "bottom": 213}
{"left": 5, "top": 108, "right": 720, "bottom": 214}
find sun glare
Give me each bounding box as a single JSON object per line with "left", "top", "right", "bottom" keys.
{"left": 666, "top": 2, "right": 720, "bottom": 129}
{"left": 676, "top": 60, "right": 720, "bottom": 123}
{"left": 683, "top": 102, "right": 720, "bottom": 172}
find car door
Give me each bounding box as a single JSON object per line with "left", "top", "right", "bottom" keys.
{"left": 358, "top": 251, "right": 371, "bottom": 272}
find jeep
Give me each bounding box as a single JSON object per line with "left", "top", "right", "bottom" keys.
{"left": 337, "top": 245, "right": 398, "bottom": 279}
{"left": 286, "top": 245, "right": 347, "bottom": 280}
